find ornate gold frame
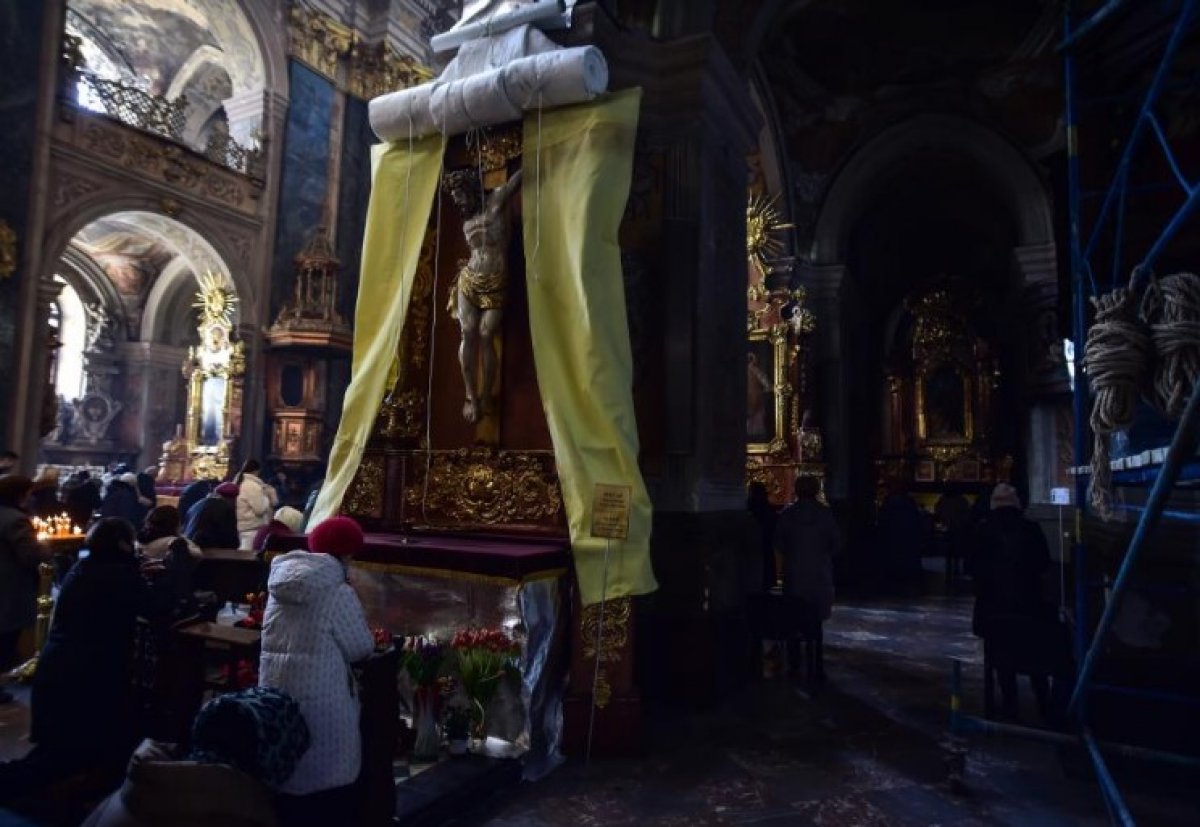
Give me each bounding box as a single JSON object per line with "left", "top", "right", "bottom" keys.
{"left": 747, "top": 323, "right": 791, "bottom": 456}
{"left": 182, "top": 274, "right": 244, "bottom": 481}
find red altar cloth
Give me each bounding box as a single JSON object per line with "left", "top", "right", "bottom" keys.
{"left": 265, "top": 530, "right": 570, "bottom": 583}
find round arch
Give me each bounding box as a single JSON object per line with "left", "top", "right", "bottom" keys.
{"left": 231, "top": 0, "right": 289, "bottom": 101}
{"left": 810, "top": 113, "right": 1054, "bottom": 266}
{"left": 42, "top": 196, "right": 254, "bottom": 327}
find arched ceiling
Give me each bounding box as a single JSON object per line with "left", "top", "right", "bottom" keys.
{"left": 67, "top": 0, "right": 265, "bottom": 97}
{"left": 66, "top": 211, "right": 237, "bottom": 341}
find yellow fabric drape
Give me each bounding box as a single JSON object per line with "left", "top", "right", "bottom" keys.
{"left": 523, "top": 88, "right": 657, "bottom": 606}
{"left": 309, "top": 135, "right": 444, "bottom": 526}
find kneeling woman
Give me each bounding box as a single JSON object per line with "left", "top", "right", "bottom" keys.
{"left": 258, "top": 517, "right": 374, "bottom": 825}
{"left": 1, "top": 519, "right": 170, "bottom": 794}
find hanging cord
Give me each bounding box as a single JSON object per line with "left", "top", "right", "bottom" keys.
{"left": 1083, "top": 288, "right": 1151, "bottom": 519}
{"left": 530, "top": 92, "right": 543, "bottom": 281}
{"left": 421, "top": 112, "right": 451, "bottom": 523}
{"left": 1139, "top": 272, "right": 1200, "bottom": 420}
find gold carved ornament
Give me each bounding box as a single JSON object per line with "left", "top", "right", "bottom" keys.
{"left": 0, "top": 220, "right": 16, "bottom": 279}
{"left": 405, "top": 449, "right": 562, "bottom": 527}
{"left": 747, "top": 323, "right": 792, "bottom": 457}
{"left": 347, "top": 41, "right": 433, "bottom": 101}
{"left": 377, "top": 231, "right": 437, "bottom": 444}
{"left": 746, "top": 193, "right": 792, "bottom": 277}
{"left": 580, "top": 596, "right": 632, "bottom": 709}
{"left": 288, "top": 3, "right": 354, "bottom": 81}
{"left": 344, "top": 455, "right": 385, "bottom": 519}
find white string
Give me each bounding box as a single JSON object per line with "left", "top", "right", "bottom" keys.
{"left": 421, "top": 110, "right": 451, "bottom": 523}
{"left": 531, "top": 91, "right": 543, "bottom": 281}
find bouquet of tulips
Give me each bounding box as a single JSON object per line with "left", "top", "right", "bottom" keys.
{"left": 450, "top": 627, "right": 521, "bottom": 737}
{"left": 399, "top": 635, "right": 447, "bottom": 688}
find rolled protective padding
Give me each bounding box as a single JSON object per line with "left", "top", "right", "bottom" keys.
{"left": 430, "top": 66, "right": 523, "bottom": 134}
{"left": 502, "top": 46, "right": 607, "bottom": 109}
{"left": 368, "top": 43, "right": 609, "bottom": 141}
{"left": 369, "top": 83, "right": 438, "bottom": 141}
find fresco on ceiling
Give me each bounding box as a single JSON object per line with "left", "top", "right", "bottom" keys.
{"left": 68, "top": 0, "right": 265, "bottom": 96}
{"left": 75, "top": 220, "right": 176, "bottom": 296}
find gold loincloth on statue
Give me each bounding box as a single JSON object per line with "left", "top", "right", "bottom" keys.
{"left": 447, "top": 261, "right": 506, "bottom": 319}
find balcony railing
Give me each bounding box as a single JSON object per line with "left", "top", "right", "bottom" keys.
{"left": 70, "top": 68, "right": 262, "bottom": 178}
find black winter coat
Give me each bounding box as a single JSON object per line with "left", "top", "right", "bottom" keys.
{"left": 176, "top": 481, "right": 216, "bottom": 523}
{"left": 101, "top": 482, "right": 142, "bottom": 526}
{"left": 184, "top": 496, "right": 239, "bottom": 550}
{"left": 32, "top": 551, "right": 167, "bottom": 753}
{"left": 969, "top": 507, "right": 1051, "bottom": 638}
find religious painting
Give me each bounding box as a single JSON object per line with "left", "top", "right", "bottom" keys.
{"left": 917, "top": 360, "right": 973, "bottom": 444}
{"left": 199, "top": 375, "right": 226, "bottom": 445}
{"left": 747, "top": 326, "right": 789, "bottom": 455}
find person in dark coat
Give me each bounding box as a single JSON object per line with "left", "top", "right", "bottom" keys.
{"left": 81, "top": 687, "right": 311, "bottom": 827}
{"left": 747, "top": 482, "right": 778, "bottom": 591}
{"left": 177, "top": 479, "right": 217, "bottom": 522}
{"left": 184, "top": 483, "right": 241, "bottom": 549}
{"left": 0, "top": 519, "right": 168, "bottom": 796}
{"left": 0, "top": 476, "right": 49, "bottom": 703}
{"left": 970, "top": 483, "right": 1054, "bottom": 719}
{"left": 64, "top": 471, "right": 103, "bottom": 529}
{"left": 102, "top": 473, "right": 143, "bottom": 525}
{"left": 877, "top": 479, "right": 924, "bottom": 585}
{"left": 774, "top": 475, "right": 840, "bottom": 684}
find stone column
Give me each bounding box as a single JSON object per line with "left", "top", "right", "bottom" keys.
{"left": 796, "top": 263, "right": 847, "bottom": 494}
{"left": 563, "top": 9, "right": 764, "bottom": 716}
{"left": 1013, "top": 242, "right": 1069, "bottom": 505}
{"left": 118, "top": 342, "right": 188, "bottom": 469}
{"left": 6, "top": 0, "right": 65, "bottom": 468}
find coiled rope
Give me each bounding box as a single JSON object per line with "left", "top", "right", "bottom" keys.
{"left": 1139, "top": 272, "right": 1200, "bottom": 420}
{"left": 1084, "top": 288, "right": 1151, "bottom": 519}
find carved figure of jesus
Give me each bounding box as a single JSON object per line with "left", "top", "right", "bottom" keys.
{"left": 444, "top": 167, "right": 523, "bottom": 424}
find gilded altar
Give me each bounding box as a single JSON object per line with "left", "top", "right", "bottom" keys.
{"left": 160, "top": 273, "right": 244, "bottom": 482}
{"left": 878, "top": 289, "right": 1002, "bottom": 490}
{"left": 743, "top": 193, "right": 822, "bottom": 505}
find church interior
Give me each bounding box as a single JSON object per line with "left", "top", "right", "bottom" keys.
{"left": 0, "top": 1, "right": 1198, "bottom": 825}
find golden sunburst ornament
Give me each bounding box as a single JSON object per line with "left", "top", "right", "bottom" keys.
{"left": 746, "top": 193, "right": 793, "bottom": 275}
{"left": 193, "top": 271, "right": 239, "bottom": 326}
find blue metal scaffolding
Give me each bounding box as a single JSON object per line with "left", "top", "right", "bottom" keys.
{"left": 949, "top": 2, "right": 1200, "bottom": 824}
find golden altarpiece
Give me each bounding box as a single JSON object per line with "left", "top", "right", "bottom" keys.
{"left": 744, "top": 195, "right": 824, "bottom": 505}
{"left": 877, "top": 289, "right": 1004, "bottom": 502}
{"left": 160, "top": 274, "right": 245, "bottom": 482}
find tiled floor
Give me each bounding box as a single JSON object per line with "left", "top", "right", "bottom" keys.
{"left": 450, "top": 595, "right": 1196, "bottom": 827}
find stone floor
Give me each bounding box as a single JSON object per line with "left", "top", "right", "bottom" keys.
{"left": 1, "top": 592, "right": 1195, "bottom": 826}
{"left": 449, "top": 594, "right": 1197, "bottom": 827}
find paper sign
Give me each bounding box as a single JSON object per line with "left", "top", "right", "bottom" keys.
{"left": 591, "top": 484, "right": 632, "bottom": 540}
{"left": 1050, "top": 487, "right": 1071, "bottom": 506}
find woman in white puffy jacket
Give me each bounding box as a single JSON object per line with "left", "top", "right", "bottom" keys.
{"left": 258, "top": 516, "right": 374, "bottom": 824}
{"left": 234, "top": 459, "right": 278, "bottom": 548}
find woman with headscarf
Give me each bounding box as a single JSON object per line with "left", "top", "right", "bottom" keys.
{"left": 250, "top": 506, "right": 305, "bottom": 554}
{"left": 184, "top": 483, "right": 241, "bottom": 549}
{"left": 81, "top": 687, "right": 311, "bottom": 827}
{"left": 0, "top": 519, "right": 169, "bottom": 795}
{"left": 235, "top": 460, "right": 279, "bottom": 550}
{"left": 259, "top": 517, "right": 374, "bottom": 826}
